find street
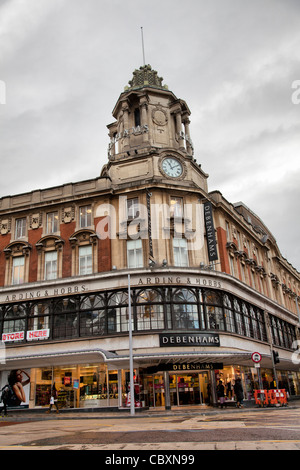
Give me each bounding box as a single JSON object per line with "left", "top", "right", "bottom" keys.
{"left": 0, "top": 405, "right": 300, "bottom": 451}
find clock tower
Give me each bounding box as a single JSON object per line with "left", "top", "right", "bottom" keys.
{"left": 104, "top": 65, "right": 208, "bottom": 193}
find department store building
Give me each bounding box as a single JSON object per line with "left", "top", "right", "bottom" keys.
{"left": 0, "top": 65, "right": 300, "bottom": 410}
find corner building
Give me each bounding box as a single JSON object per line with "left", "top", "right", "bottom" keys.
{"left": 1, "top": 65, "right": 300, "bottom": 410}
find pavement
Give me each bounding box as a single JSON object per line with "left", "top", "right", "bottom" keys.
{"left": 1, "top": 398, "right": 300, "bottom": 421}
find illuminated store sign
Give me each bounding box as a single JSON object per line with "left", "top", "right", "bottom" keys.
{"left": 160, "top": 333, "right": 220, "bottom": 347}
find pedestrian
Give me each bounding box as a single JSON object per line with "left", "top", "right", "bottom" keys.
{"left": 46, "top": 385, "right": 59, "bottom": 413}
{"left": 217, "top": 380, "right": 225, "bottom": 408}
{"left": 234, "top": 377, "right": 244, "bottom": 408}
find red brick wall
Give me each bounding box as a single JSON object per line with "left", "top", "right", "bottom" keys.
{"left": 0, "top": 233, "right": 11, "bottom": 286}
{"left": 216, "top": 227, "right": 230, "bottom": 274}
{"left": 60, "top": 222, "right": 76, "bottom": 278}
{"left": 95, "top": 216, "right": 111, "bottom": 272}
{"left": 28, "top": 227, "right": 43, "bottom": 283}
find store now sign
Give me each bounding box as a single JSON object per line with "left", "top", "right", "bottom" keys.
{"left": 159, "top": 333, "right": 220, "bottom": 347}
{"left": 2, "top": 329, "right": 49, "bottom": 342}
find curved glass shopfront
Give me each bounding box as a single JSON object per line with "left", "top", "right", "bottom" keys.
{"left": 1, "top": 286, "right": 285, "bottom": 344}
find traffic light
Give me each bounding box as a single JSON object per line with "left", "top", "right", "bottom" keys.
{"left": 273, "top": 350, "right": 280, "bottom": 364}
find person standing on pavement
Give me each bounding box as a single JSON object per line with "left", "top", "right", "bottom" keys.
{"left": 234, "top": 377, "right": 244, "bottom": 408}
{"left": 217, "top": 380, "right": 225, "bottom": 408}
{"left": 47, "top": 384, "right": 59, "bottom": 413}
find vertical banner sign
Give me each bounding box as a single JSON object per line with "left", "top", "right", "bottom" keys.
{"left": 204, "top": 201, "right": 218, "bottom": 262}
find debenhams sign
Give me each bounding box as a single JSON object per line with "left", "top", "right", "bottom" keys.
{"left": 160, "top": 333, "right": 220, "bottom": 347}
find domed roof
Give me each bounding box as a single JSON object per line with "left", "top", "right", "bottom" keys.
{"left": 125, "top": 64, "right": 168, "bottom": 91}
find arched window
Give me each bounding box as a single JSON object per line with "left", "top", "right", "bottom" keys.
{"left": 223, "top": 294, "right": 235, "bottom": 333}
{"left": 107, "top": 291, "right": 129, "bottom": 333}
{"left": 203, "top": 290, "right": 224, "bottom": 331}
{"left": 36, "top": 236, "right": 64, "bottom": 281}
{"left": 79, "top": 294, "right": 106, "bottom": 336}
{"left": 3, "top": 303, "right": 26, "bottom": 336}
{"left": 3, "top": 241, "right": 31, "bottom": 286}
{"left": 135, "top": 289, "right": 164, "bottom": 331}
{"left": 168, "top": 288, "right": 199, "bottom": 330}
{"left": 52, "top": 297, "right": 77, "bottom": 339}
{"left": 69, "top": 230, "right": 98, "bottom": 276}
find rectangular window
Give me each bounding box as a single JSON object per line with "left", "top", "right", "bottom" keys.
{"left": 127, "top": 198, "right": 139, "bottom": 220}
{"left": 15, "top": 218, "right": 26, "bottom": 239}
{"left": 173, "top": 238, "right": 189, "bottom": 267}
{"left": 79, "top": 245, "right": 93, "bottom": 275}
{"left": 127, "top": 239, "right": 143, "bottom": 268}
{"left": 80, "top": 205, "right": 92, "bottom": 228}
{"left": 12, "top": 256, "right": 25, "bottom": 285}
{"left": 170, "top": 197, "right": 183, "bottom": 218}
{"left": 46, "top": 212, "right": 59, "bottom": 234}
{"left": 44, "top": 251, "right": 57, "bottom": 280}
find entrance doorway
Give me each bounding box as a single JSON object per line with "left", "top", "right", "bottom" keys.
{"left": 144, "top": 371, "right": 210, "bottom": 407}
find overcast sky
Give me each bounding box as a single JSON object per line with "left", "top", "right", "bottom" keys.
{"left": 0, "top": 0, "right": 299, "bottom": 271}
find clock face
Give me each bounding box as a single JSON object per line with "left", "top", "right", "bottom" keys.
{"left": 161, "top": 158, "right": 183, "bottom": 178}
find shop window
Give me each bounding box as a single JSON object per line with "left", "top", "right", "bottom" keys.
{"left": 52, "top": 298, "right": 78, "bottom": 339}
{"left": 241, "top": 303, "right": 251, "bottom": 337}
{"left": 223, "top": 294, "right": 236, "bottom": 333}
{"left": 107, "top": 291, "right": 129, "bottom": 333}
{"left": 28, "top": 302, "right": 50, "bottom": 331}
{"left": 2, "top": 304, "right": 26, "bottom": 336}
{"left": 204, "top": 290, "right": 224, "bottom": 330}
{"left": 233, "top": 299, "right": 244, "bottom": 336}
{"left": 135, "top": 289, "right": 164, "bottom": 330}
{"left": 168, "top": 288, "right": 199, "bottom": 330}
{"left": 79, "top": 294, "right": 106, "bottom": 336}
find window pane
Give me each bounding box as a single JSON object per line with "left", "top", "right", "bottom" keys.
{"left": 45, "top": 251, "right": 57, "bottom": 280}
{"left": 46, "top": 212, "right": 58, "bottom": 233}
{"left": 127, "top": 198, "right": 139, "bottom": 219}
{"left": 80, "top": 206, "right": 92, "bottom": 227}
{"left": 173, "top": 238, "right": 188, "bottom": 267}
{"left": 79, "top": 245, "right": 93, "bottom": 275}
{"left": 15, "top": 218, "right": 26, "bottom": 239}
{"left": 127, "top": 239, "right": 143, "bottom": 268}
{"left": 12, "top": 256, "right": 25, "bottom": 285}
{"left": 170, "top": 197, "right": 183, "bottom": 218}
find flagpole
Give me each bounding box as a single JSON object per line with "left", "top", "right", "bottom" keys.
{"left": 128, "top": 274, "right": 135, "bottom": 416}
{"left": 141, "top": 27, "right": 146, "bottom": 66}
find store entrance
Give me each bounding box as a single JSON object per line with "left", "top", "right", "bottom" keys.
{"left": 144, "top": 371, "right": 210, "bottom": 407}
{"left": 172, "top": 372, "right": 210, "bottom": 406}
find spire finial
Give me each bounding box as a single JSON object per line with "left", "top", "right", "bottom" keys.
{"left": 141, "top": 27, "right": 146, "bottom": 66}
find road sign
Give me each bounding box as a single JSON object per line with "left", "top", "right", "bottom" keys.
{"left": 252, "top": 352, "right": 262, "bottom": 363}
